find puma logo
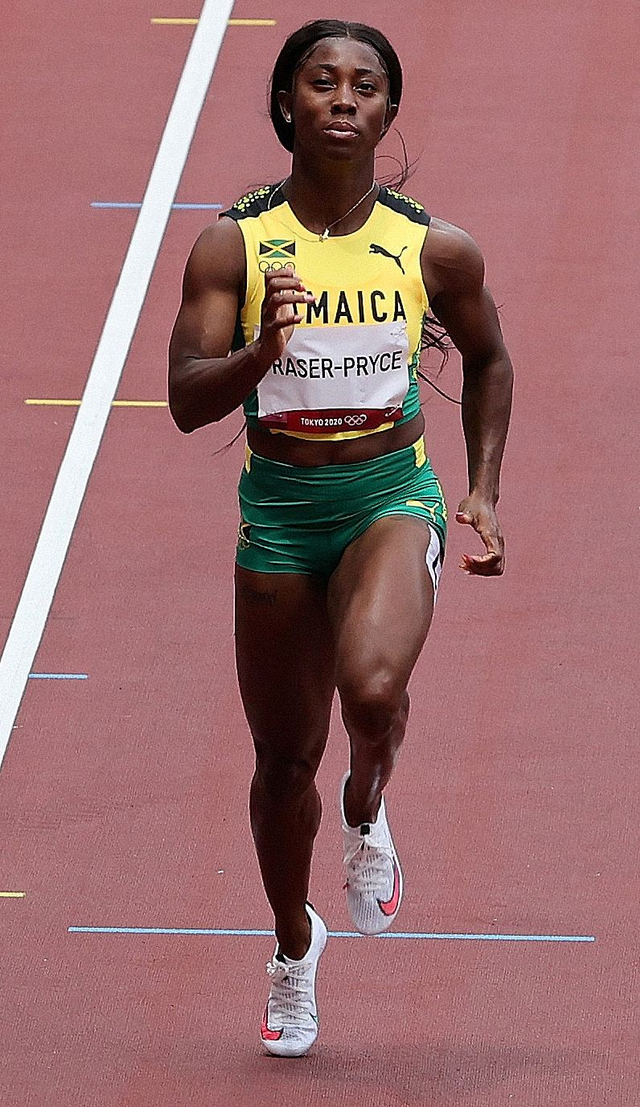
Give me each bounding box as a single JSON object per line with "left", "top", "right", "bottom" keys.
{"left": 369, "top": 243, "right": 408, "bottom": 275}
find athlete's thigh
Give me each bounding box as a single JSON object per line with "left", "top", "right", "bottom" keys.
{"left": 327, "top": 516, "right": 435, "bottom": 694}
{"left": 235, "top": 566, "right": 336, "bottom": 754}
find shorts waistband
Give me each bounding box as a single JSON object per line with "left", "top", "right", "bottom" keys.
{"left": 244, "top": 436, "right": 428, "bottom": 480}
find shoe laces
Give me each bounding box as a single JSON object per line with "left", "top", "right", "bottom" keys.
{"left": 266, "top": 957, "right": 316, "bottom": 1026}
{"left": 344, "top": 838, "right": 394, "bottom": 896}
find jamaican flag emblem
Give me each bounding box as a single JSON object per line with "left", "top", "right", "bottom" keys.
{"left": 259, "top": 239, "right": 296, "bottom": 260}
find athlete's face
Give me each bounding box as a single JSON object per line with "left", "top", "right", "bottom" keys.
{"left": 280, "top": 38, "right": 396, "bottom": 158}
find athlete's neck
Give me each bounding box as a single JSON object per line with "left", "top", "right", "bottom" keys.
{"left": 284, "top": 155, "right": 378, "bottom": 237}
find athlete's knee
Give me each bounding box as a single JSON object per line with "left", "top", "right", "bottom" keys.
{"left": 340, "top": 669, "right": 409, "bottom": 742}
{"left": 253, "top": 743, "right": 322, "bottom": 801}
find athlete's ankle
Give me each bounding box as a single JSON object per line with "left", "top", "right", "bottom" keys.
{"left": 343, "top": 776, "right": 382, "bottom": 828}
{"left": 275, "top": 910, "right": 312, "bottom": 961}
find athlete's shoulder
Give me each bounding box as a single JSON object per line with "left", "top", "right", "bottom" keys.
{"left": 377, "top": 186, "right": 431, "bottom": 227}
{"left": 221, "top": 183, "right": 284, "bottom": 222}
{"left": 178, "top": 217, "right": 245, "bottom": 300}
{"left": 424, "top": 217, "right": 483, "bottom": 268}
{"left": 422, "top": 217, "right": 485, "bottom": 293}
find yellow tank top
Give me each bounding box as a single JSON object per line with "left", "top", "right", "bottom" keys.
{"left": 221, "top": 184, "right": 431, "bottom": 441}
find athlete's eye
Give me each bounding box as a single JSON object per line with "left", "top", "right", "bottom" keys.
{"left": 357, "top": 83, "right": 377, "bottom": 93}
{"left": 313, "top": 79, "right": 334, "bottom": 89}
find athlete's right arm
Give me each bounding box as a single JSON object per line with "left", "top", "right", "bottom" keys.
{"left": 168, "top": 218, "right": 312, "bottom": 433}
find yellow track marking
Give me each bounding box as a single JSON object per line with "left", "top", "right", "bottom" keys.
{"left": 0, "top": 891, "right": 25, "bottom": 898}
{"left": 152, "top": 18, "right": 276, "bottom": 26}
{"left": 25, "top": 400, "right": 168, "bottom": 407}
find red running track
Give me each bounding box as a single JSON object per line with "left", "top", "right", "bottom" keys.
{"left": 1, "top": 1, "right": 638, "bottom": 1104}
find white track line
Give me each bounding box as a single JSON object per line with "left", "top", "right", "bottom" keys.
{"left": 0, "top": 0, "right": 236, "bottom": 768}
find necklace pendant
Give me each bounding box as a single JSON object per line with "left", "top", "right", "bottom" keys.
{"left": 320, "top": 228, "right": 329, "bottom": 241}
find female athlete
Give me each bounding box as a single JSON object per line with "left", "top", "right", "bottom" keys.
{"left": 168, "top": 19, "right": 513, "bottom": 1057}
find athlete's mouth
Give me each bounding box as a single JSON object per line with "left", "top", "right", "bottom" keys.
{"left": 324, "top": 122, "right": 359, "bottom": 136}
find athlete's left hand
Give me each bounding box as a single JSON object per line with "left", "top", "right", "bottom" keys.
{"left": 456, "top": 494, "right": 505, "bottom": 576}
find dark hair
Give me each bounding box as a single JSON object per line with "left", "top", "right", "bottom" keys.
{"left": 269, "top": 20, "right": 403, "bottom": 154}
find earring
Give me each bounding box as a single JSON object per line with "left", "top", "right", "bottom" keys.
{"left": 283, "top": 114, "right": 291, "bottom": 123}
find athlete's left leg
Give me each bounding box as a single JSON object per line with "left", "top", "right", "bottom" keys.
{"left": 327, "top": 515, "right": 437, "bottom": 828}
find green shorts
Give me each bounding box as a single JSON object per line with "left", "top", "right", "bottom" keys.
{"left": 236, "top": 437, "right": 447, "bottom": 582}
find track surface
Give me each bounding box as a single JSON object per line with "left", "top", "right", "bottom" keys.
{"left": 2, "top": 2, "right": 638, "bottom": 1104}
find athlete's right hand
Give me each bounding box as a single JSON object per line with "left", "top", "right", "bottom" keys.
{"left": 256, "top": 265, "right": 315, "bottom": 363}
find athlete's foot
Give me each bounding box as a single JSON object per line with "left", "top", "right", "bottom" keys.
{"left": 340, "top": 772, "right": 403, "bottom": 934}
{"left": 261, "top": 903, "right": 327, "bottom": 1058}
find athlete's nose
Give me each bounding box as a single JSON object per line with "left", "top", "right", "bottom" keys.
{"left": 331, "top": 81, "right": 357, "bottom": 114}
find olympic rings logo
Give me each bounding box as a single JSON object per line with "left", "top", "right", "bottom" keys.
{"left": 344, "top": 414, "right": 368, "bottom": 427}
{"left": 258, "top": 260, "right": 293, "bottom": 274}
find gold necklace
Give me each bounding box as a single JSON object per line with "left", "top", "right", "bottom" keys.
{"left": 267, "top": 178, "right": 378, "bottom": 240}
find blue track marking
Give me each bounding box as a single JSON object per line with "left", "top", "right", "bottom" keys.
{"left": 28, "top": 673, "right": 88, "bottom": 679}
{"left": 91, "top": 202, "right": 223, "bottom": 210}
{"left": 68, "top": 926, "right": 595, "bottom": 942}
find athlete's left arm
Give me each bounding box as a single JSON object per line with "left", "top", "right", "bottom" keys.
{"left": 422, "top": 220, "right": 513, "bottom": 576}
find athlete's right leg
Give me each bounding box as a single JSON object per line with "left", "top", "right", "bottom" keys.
{"left": 235, "top": 566, "right": 335, "bottom": 961}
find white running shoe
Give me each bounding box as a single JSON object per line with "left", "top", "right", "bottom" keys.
{"left": 260, "top": 903, "right": 327, "bottom": 1058}
{"left": 340, "top": 772, "right": 403, "bottom": 934}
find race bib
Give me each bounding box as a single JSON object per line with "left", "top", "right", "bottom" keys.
{"left": 255, "top": 322, "right": 410, "bottom": 433}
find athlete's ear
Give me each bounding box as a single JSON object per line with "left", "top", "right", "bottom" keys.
{"left": 277, "top": 90, "right": 293, "bottom": 125}
{"left": 381, "top": 100, "right": 399, "bottom": 138}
